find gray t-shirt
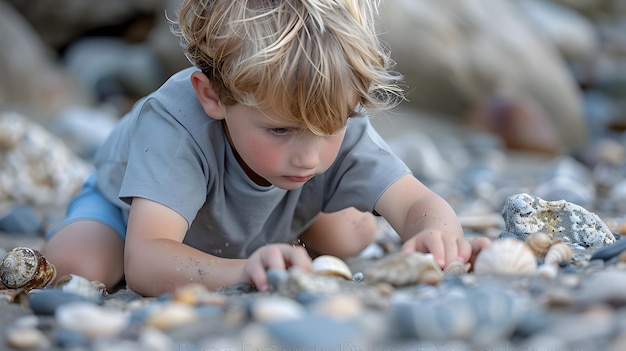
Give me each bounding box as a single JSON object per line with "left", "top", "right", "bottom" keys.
{"left": 94, "top": 67, "right": 410, "bottom": 258}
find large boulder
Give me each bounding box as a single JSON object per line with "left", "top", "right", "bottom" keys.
{"left": 379, "top": 0, "right": 589, "bottom": 152}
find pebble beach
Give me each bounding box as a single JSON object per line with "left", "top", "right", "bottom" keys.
{"left": 3, "top": 111, "right": 626, "bottom": 350}
{"left": 2, "top": 0, "right": 626, "bottom": 350}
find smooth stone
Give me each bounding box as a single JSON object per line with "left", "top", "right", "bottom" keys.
{"left": 55, "top": 302, "right": 129, "bottom": 338}
{"left": 577, "top": 269, "right": 626, "bottom": 305}
{"left": 0, "top": 205, "right": 42, "bottom": 235}
{"left": 265, "top": 315, "right": 361, "bottom": 349}
{"left": 590, "top": 238, "right": 626, "bottom": 261}
{"left": 5, "top": 327, "right": 50, "bottom": 350}
{"left": 250, "top": 296, "right": 307, "bottom": 323}
{"left": 29, "top": 289, "right": 99, "bottom": 315}
{"left": 267, "top": 269, "right": 289, "bottom": 290}
{"left": 55, "top": 329, "right": 89, "bottom": 348}
{"left": 390, "top": 298, "right": 476, "bottom": 340}
{"left": 145, "top": 302, "right": 199, "bottom": 331}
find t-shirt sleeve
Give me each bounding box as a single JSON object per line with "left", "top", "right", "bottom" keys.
{"left": 118, "top": 101, "right": 208, "bottom": 227}
{"left": 321, "top": 116, "right": 411, "bottom": 214}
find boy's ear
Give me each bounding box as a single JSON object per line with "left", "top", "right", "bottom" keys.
{"left": 191, "top": 71, "right": 225, "bottom": 120}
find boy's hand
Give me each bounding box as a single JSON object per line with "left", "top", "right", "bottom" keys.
{"left": 400, "top": 230, "right": 490, "bottom": 268}
{"left": 242, "top": 244, "right": 312, "bottom": 291}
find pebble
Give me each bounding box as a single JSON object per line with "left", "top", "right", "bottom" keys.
{"left": 3, "top": 1, "right": 626, "bottom": 350}
{"left": 590, "top": 238, "right": 626, "bottom": 261}
{"left": 55, "top": 302, "right": 129, "bottom": 338}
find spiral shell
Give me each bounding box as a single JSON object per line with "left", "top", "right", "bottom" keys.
{"left": 525, "top": 232, "right": 551, "bottom": 259}
{"left": 0, "top": 247, "right": 57, "bottom": 290}
{"left": 543, "top": 242, "right": 572, "bottom": 266}
{"left": 473, "top": 239, "right": 537, "bottom": 275}
{"left": 312, "top": 255, "right": 352, "bottom": 280}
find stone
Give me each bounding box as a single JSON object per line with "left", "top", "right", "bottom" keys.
{"left": 502, "top": 193, "right": 616, "bottom": 249}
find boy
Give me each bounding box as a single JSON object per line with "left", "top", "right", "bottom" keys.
{"left": 42, "top": 0, "right": 488, "bottom": 296}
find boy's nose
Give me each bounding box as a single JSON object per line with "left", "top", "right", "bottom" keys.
{"left": 292, "top": 136, "right": 321, "bottom": 170}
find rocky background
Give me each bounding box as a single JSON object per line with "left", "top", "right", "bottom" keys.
{"left": 2, "top": 0, "right": 626, "bottom": 350}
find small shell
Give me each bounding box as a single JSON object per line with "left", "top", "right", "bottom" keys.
{"left": 55, "top": 274, "right": 104, "bottom": 302}
{"left": 525, "top": 232, "right": 551, "bottom": 259}
{"left": 0, "top": 247, "right": 57, "bottom": 290}
{"left": 537, "top": 263, "right": 559, "bottom": 279}
{"left": 443, "top": 261, "right": 471, "bottom": 275}
{"left": 543, "top": 242, "right": 572, "bottom": 266}
{"left": 473, "top": 239, "right": 537, "bottom": 275}
{"left": 311, "top": 255, "right": 352, "bottom": 280}
{"left": 363, "top": 252, "right": 443, "bottom": 286}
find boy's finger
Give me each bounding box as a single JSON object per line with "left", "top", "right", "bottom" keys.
{"left": 442, "top": 234, "right": 459, "bottom": 267}
{"left": 286, "top": 246, "right": 313, "bottom": 271}
{"left": 423, "top": 234, "right": 445, "bottom": 268}
{"left": 262, "top": 245, "right": 287, "bottom": 271}
{"left": 456, "top": 238, "right": 472, "bottom": 263}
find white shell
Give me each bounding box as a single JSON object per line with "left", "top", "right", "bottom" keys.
{"left": 0, "top": 247, "right": 57, "bottom": 290}
{"left": 543, "top": 242, "right": 572, "bottom": 266}
{"left": 537, "top": 263, "right": 560, "bottom": 279}
{"left": 311, "top": 255, "right": 352, "bottom": 280}
{"left": 55, "top": 274, "right": 104, "bottom": 302}
{"left": 473, "top": 239, "right": 537, "bottom": 275}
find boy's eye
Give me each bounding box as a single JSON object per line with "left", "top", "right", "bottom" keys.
{"left": 270, "top": 128, "right": 289, "bottom": 135}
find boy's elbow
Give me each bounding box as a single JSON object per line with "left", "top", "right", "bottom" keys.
{"left": 123, "top": 251, "right": 171, "bottom": 297}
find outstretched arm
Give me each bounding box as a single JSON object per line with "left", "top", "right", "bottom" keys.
{"left": 124, "top": 198, "right": 311, "bottom": 296}
{"left": 374, "top": 174, "right": 488, "bottom": 267}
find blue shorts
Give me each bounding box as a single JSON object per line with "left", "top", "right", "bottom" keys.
{"left": 45, "top": 174, "right": 127, "bottom": 241}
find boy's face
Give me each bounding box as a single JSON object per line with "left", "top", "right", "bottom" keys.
{"left": 221, "top": 103, "right": 346, "bottom": 190}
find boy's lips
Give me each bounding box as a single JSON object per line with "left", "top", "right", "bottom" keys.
{"left": 283, "top": 175, "right": 314, "bottom": 183}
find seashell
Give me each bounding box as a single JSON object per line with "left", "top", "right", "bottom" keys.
{"left": 54, "top": 274, "right": 104, "bottom": 303}
{"left": 525, "top": 232, "right": 552, "bottom": 259}
{"left": 443, "top": 261, "right": 471, "bottom": 275}
{"left": 0, "top": 247, "right": 57, "bottom": 290}
{"left": 363, "top": 252, "right": 443, "bottom": 286}
{"left": 311, "top": 255, "right": 352, "bottom": 280}
{"left": 543, "top": 242, "right": 572, "bottom": 266}
{"left": 473, "top": 239, "right": 537, "bottom": 275}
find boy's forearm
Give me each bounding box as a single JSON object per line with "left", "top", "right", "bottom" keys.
{"left": 124, "top": 238, "right": 245, "bottom": 296}
{"left": 399, "top": 194, "right": 464, "bottom": 241}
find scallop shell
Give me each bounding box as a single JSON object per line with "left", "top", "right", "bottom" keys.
{"left": 543, "top": 242, "right": 572, "bottom": 266}
{"left": 363, "top": 252, "right": 443, "bottom": 286}
{"left": 473, "top": 239, "right": 537, "bottom": 275}
{"left": 311, "top": 255, "right": 352, "bottom": 280}
{"left": 525, "top": 232, "right": 551, "bottom": 259}
{"left": 443, "top": 261, "right": 471, "bottom": 275}
{"left": 0, "top": 247, "right": 57, "bottom": 290}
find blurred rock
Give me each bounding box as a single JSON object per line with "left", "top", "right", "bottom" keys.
{"left": 0, "top": 111, "right": 92, "bottom": 211}
{"left": 0, "top": 1, "right": 91, "bottom": 117}
{"left": 379, "top": 0, "right": 588, "bottom": 152}
{"left": 49, "top": 107, "right": 118, "bottom": 159}
{"left": 63, "top": 38, "right": 166, "bottom": 106}
{"left": 514, "top": 0, "right": 598, "bottom": 61}
{"left": 5, "top": 0, "right": 165, "bottom": 50}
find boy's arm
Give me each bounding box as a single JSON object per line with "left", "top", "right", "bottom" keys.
{"left": 124, "top": 197, "right": 311, "bottom": 296}
{"left": 374, "top": 174, "right": 479, "bottom": 268}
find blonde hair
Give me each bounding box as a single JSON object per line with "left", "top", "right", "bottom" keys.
{"left": 172, "top": 0, "right": 404, "bottom": 135}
